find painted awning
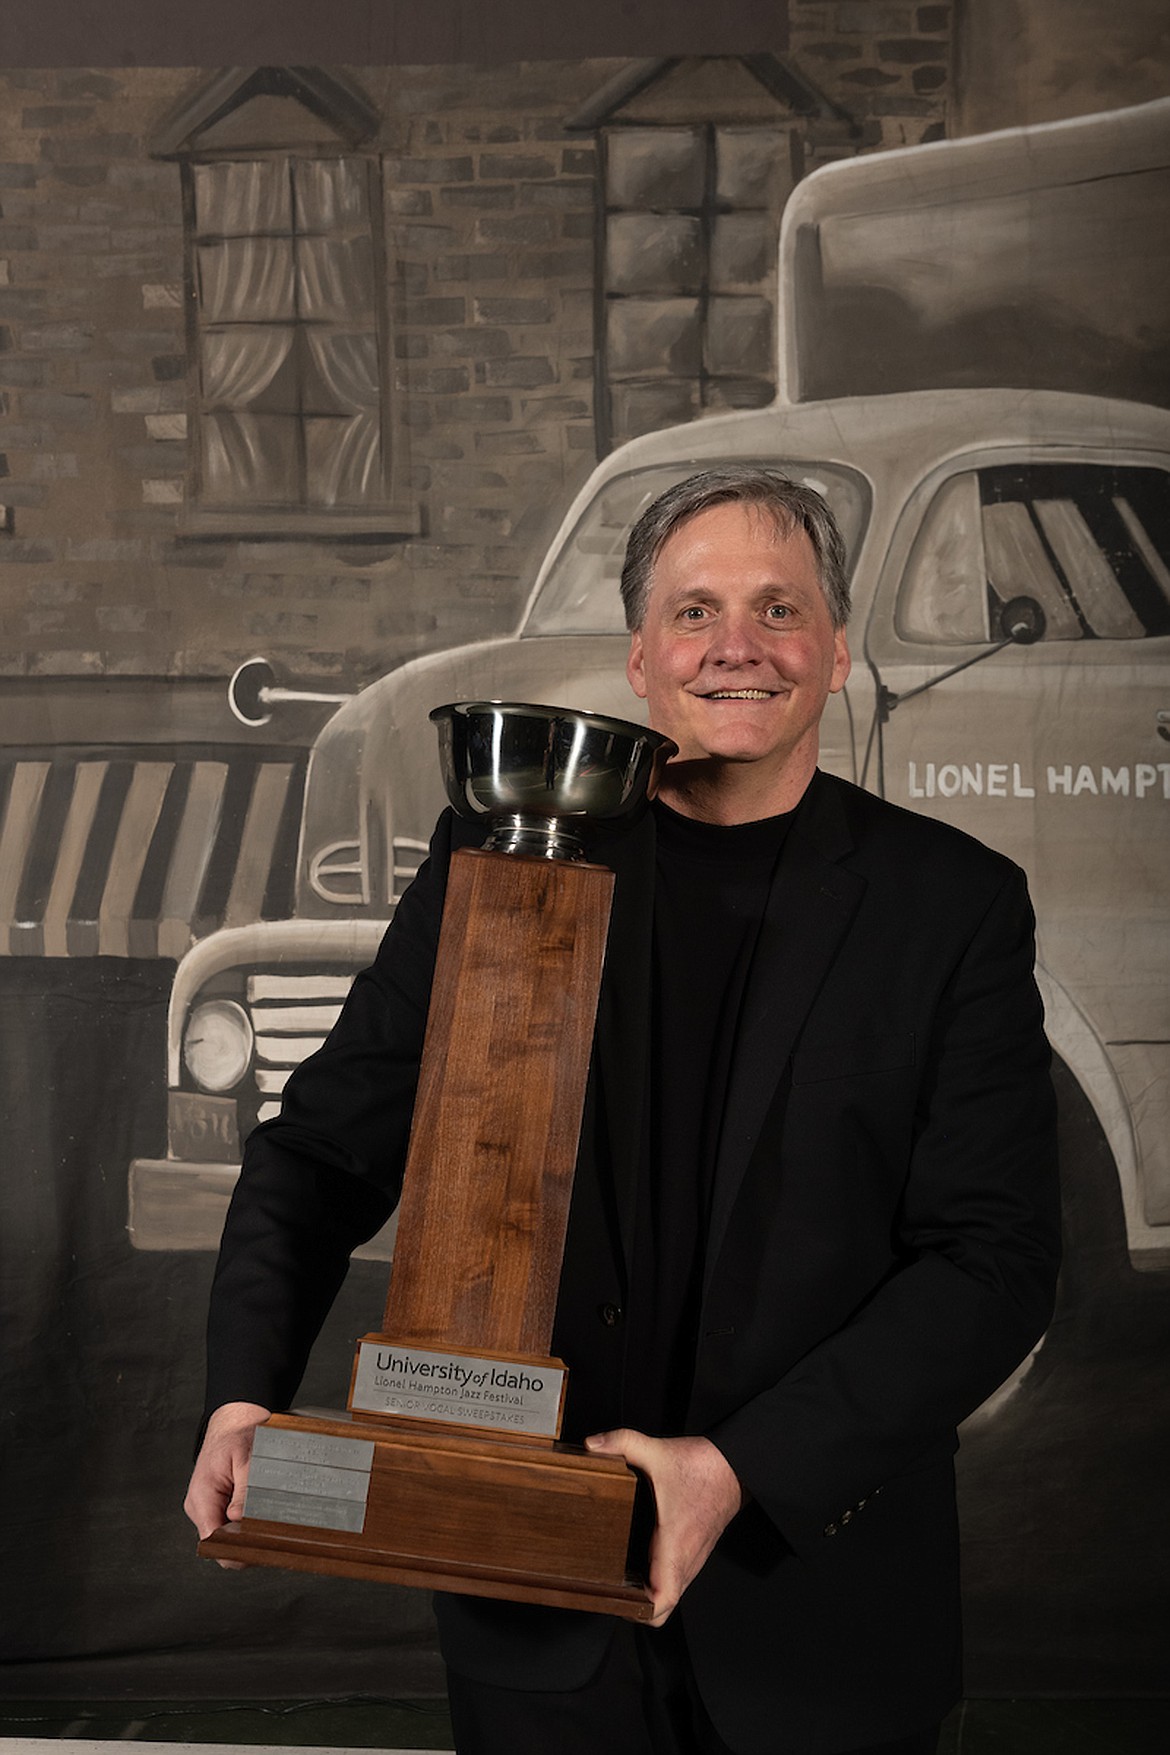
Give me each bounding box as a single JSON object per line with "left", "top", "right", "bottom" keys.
{"left": 0, "top": 751, "right": 306, "bottom": 958}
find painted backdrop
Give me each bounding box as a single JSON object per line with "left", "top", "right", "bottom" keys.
{"left": 1, "top": 0, "right": 1168, "bottom": 1702}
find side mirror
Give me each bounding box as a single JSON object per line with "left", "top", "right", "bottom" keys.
{"left": 229, "top": 656, "right": 353, "bottom": 728}
{"left": 880, "top": 592, "right": 1050, "bottom": 724}
{"left": 999, "top": 596, "right": 1047, "bottom": 645}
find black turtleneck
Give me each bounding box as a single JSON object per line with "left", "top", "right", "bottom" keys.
{"left": 622, "top": 798, "right": 794, "bottom": 1437}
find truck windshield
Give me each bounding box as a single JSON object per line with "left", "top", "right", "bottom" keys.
{"left": 523, "top": 461, "right": 870, "bottom": 636}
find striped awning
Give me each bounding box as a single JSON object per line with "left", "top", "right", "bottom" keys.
{"left": 0, "top": 751, "right": 306, "bottom": 959}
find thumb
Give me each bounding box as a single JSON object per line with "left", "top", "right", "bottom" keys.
{"left": 585, "top": 1427, "right": 653, "bottom": 1467}
{"left": 585, "top": 1426, "right": 636, "bottom": 1452}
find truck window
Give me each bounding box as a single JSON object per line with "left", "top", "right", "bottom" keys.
{"left": 524, "top": 461, "right": 870, "bottom": 636}
{"left": 896, "top": 463, "right": 1170, "bottom": 644}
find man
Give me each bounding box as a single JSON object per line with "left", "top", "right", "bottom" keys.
{"left": 186, "top": 468, "right": 1060, "bottom": 1755}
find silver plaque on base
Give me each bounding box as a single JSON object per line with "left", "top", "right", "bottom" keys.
{"left": 350, "top": 1339, "right": 567, "bottom": 1437}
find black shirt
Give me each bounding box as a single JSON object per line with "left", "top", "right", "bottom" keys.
{"left": 623, "top": 798, "right": 793, "bottom": 1436}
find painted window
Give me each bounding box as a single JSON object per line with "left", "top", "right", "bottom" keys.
{"left": 600, "top": 124, "right": 794, "bottom": 450}
{"left": 186, "top": 154, "right": 400, "bottom": 532}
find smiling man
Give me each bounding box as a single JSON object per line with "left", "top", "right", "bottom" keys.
{"left": 187, "top": 467, "right": 1060, "bottom": 1755}
{"left": 625, "top": 490, "right": 851, "bottom": 819}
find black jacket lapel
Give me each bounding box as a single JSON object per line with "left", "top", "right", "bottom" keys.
{"left": 703, "top": 773, "right": 867, "bottom": 1293}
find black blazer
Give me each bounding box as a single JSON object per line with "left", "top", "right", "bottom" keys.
{"left": 205, "top": 772, "right": 1060, "bottom": 1755}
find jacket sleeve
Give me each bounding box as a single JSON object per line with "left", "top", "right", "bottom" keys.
{"left": 201, "top": 810, "right": 458, "bottom": 1425}
{"left": 709, "top": 863, "right": 1061, "bottom": 1561}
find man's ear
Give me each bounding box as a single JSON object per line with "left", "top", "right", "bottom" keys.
{"left": 626, "top": 629, "right": 648, "bottom": 700}
{"left": 829, "top": 627, "right": 851, "bottom": 695}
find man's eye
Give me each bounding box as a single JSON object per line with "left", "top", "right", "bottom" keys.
{"left": 681, "top": 605, "right": 708, "bottom": 621}
{"left": 765, "top": 604, "right": 791, "bottom": 621}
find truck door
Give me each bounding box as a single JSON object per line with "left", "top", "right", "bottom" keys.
{"left": 865, "top": 450, "right": 1170, "bottom": 1257}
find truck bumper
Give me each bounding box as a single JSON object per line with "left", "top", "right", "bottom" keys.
{"left": 127, "top": 1155, "right": 397, "bottom": 1261}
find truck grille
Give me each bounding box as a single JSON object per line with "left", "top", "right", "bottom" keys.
{"left": 246, "top": 972, "right": 353, "bottom": 1122}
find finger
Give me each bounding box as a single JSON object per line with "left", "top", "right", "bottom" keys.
{"left": 647, "top": 1537, "right": 678, "bottom": 1624}
{"left": 584, "top": 1427, "right": 631, "bottom": 1451}
{"left": 197, "top": 1507, "right": 250, "bottom": 1569}
{"left": 585, "top": 1427, "right": 657, "bottom": 1469}
{"left": 645, "top": 1546, "right": 680, "bottom": 1625}
{"left": 183, "top": 1492, "right": 248, "bottom": 1568}
{"left": 184, "top": 1446, "right": 250, "bottom": 1537}
{"left": 193, "top": 1498, "right": 250, "bottom": 1569}
{"left": 184, "top": 1482, "right": 227, "bottom": 1540}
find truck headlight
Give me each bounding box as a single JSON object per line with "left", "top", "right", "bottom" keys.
{"left": 183, "top": 1000, "right": 254, "bottom": 1094}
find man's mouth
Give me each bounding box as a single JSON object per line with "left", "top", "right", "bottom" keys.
{"left": 700, "top": 688, "right": 777, "bottom": 700}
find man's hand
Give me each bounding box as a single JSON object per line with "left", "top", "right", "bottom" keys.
{"left": 585, "top": 1429, "right": 744, "bottom": 1627}
{"left": 183, "top": 1400, "right": 271, "bottom": 1569}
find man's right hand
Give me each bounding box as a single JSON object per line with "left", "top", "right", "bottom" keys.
{"left": 183, "top": 1400, "right": 271, "bottom": 1569}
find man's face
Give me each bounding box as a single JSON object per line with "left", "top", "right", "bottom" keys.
{"left": 626, "top": 501, "right": 851, "bottom": 782}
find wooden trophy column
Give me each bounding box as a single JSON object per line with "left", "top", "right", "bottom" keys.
{"left": 199, "top": 835, "right": 652, "bottom": 1619}
{"left": 381, "top": 846, "right": 610, "bottom": 1360}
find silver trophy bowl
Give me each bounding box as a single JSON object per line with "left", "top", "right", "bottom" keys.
{"left": 431, "top": 701, "right": 677, "bottom": 861}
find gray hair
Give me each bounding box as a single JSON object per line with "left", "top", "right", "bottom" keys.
{"left": 619, "top": 465, "right": 852, "bottom": 631}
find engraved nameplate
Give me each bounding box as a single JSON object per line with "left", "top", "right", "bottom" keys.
{"left": 244, "top": 1426, "right": 374, "bottom": 1532}
{"left": 351, "top": 1340, "right": 566, "bottom": 1437}
{"left": 253, "top": 1426, "right": 375, "bottom": 1470}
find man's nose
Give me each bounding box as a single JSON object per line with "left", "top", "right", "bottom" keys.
{"left": 708, "top": 610, "right": 767, "bottom": 665}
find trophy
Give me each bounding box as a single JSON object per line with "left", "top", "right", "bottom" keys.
{"left": 198, "top": 702, "right": 675, "bottom": 1620}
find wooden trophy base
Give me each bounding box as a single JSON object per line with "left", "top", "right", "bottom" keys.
{"left": 198, "top": 1408, "right": 653, "bottom": 1621}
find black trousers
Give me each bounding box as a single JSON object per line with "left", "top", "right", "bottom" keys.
{"left": 445, "top": 1619, "right": 941, "bottom": 1755}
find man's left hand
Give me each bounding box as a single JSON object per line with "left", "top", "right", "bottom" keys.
{"left": 585, "top": 1429, "right": 744, "bottom": 1626}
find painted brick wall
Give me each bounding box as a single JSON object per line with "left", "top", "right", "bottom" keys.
{"left": 0, "top": 28, "right": 955, "bottom": 692}
{"left": 0, "top": 62, "right": 614, "bottom": 691}
{"left": 791, "top": 0, "right": 953, "bottom": 154}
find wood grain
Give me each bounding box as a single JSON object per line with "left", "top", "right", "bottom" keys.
{"left": 198, "top": 1408, "right": 651, "bottom": 1621}
{"left": 382, "top": 847, "right": 614, "bottom": 1355}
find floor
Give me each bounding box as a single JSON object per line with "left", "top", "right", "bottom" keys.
{"left": 1, "top": 1698, "right": 1168, "bottom": 1753}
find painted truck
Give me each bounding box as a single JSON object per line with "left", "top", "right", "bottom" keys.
{"left": 129, "top": 100, "right": 1170, "bottom": 1276}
